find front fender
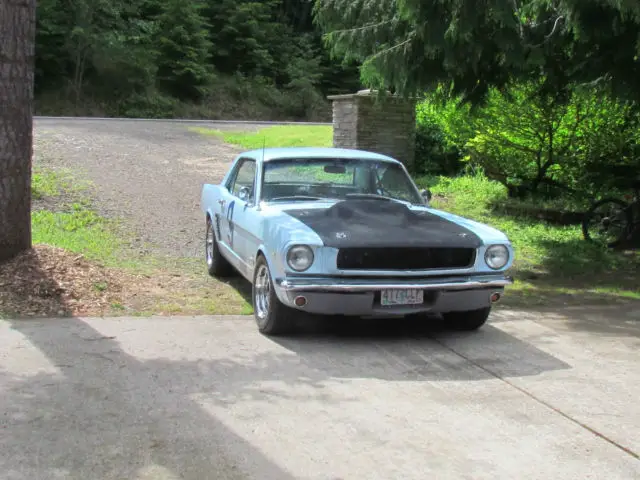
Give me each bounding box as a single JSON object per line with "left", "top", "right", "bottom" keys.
{"left": 254, "top": 212, "right": 323, "bottom": 305}
{"left": 201, "top": 183, "right": 221, "bottom": 218}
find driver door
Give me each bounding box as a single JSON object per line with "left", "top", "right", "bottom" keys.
{"left": 224, "top": 158, "right": 256, "bottom": 268}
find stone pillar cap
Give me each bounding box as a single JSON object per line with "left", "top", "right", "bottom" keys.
{"left": 328, "top": 89, "right": 416, "bottom": 101}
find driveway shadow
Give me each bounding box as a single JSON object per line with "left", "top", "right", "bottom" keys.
{"left": 264, "top": 313, "right": 572, "bottom": 382}
{"left": 493, "top": 304, "right": 640, "bottom": 340}
{"left": 1, "top": 318, "right": 297, "bottom": 480}
{"left": 224, "top": 277, "right": 253, "bottom": 306}
{"left": 1, "top": 311, "right": 574, "bottom": 479}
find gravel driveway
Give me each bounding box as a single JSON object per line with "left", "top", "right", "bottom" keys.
{"left": 34, "top": 118, "right": 255, "bottom": 258}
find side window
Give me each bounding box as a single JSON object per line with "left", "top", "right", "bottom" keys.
{"left": 229, "top": 159, "right": 256, "bottom": 199}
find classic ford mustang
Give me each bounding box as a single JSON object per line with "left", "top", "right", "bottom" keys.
{"left": 201, "top": 147, "right": 514, "bottom": 335}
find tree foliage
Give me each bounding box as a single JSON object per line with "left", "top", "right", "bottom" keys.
{"left": 34, "top": 0, "right": 362, "bottom": 118}
{"left": 314, "top": 0, "right": 640, "bottom": 104}
{"left": 416, "top": 82, "right": 640, "bottom": 199}
{"left": 155, "top": 0, "right": 214, "bottom": 101}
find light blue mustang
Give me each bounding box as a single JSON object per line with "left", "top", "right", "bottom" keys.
{"left": 201, "top": 147, "right": 514, "bottom": 335}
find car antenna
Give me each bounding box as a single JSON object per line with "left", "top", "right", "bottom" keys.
{"left": 257, "top": 136, "right": 265, "bottom": 211}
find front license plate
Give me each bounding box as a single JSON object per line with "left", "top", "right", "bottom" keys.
{"left": 380, "top": 289, "right": 424, "bottom": 306}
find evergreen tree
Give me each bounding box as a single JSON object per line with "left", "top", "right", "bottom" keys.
{"left": 155, "top": 0, "right": 214, "bottom": 101}
{"left": 314, "top": 0, "right": 640, "bottom": 104}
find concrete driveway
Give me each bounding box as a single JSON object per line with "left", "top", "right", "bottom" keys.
{"left": 1, "top": 307, "right": 639, "bottom": 479}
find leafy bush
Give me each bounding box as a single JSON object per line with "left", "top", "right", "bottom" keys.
{"left": 460, "top": 81, "right": 640, "bottom": 199}
{"left": 416, "top": 81, "right": 640, "bottom": 200}
{"left": 414, "top": 93, "right": 468, "bottom": 176}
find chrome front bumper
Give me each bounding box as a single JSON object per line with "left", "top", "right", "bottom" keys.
{"left": 276, "top": 274, "right": 513, "bottom": 293}
{"left": 273, "top": 274, "right": 513, "bottom": 316}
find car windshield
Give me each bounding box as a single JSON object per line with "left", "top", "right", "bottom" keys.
{"left": 261, "top": 157, "right": 423, "bottom": 204}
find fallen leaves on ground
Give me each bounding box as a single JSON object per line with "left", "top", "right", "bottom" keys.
{"left": 0, "top": 244, "right": 248, "bottom": 318}
{"left": 0, "top": 244, "right": 129, "bottom": 317}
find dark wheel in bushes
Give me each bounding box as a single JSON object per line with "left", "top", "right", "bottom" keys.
{"left": 582, "top": 198, "right": 632, "bottom": 248}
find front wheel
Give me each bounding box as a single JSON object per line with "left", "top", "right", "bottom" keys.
{"left": 442, "top": 307, "right": 491, "bottom": 331}
{"left": 252, "top": 255, "right": 295, "bottom": 335}
{"left": 582, "top": 198, "right": 632, "bottom": 248}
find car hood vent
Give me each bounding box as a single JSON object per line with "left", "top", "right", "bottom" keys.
{"left": 283, "top": 199, "right": 483, "bottom": 249}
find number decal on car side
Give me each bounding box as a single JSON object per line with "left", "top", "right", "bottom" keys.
{"left": 226, "top": 201, "right": 235, "bottom": 247}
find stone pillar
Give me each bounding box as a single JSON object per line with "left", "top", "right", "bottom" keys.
{"left": 327, "top": 89, "right": 417, "bottom": 168}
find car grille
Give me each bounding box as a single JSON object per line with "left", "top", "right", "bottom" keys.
{"left": 336, "top": 247, "right": 476, "bottom": 271}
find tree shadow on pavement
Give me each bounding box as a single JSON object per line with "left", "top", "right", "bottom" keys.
{"left": 1, "top": 318, "right": 296, "bottom": 480}
{"left": 0, "top": 311, "right": 581, "bottom": 479}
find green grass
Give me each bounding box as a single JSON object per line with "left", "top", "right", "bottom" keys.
{"left": 416, "top": 173, "right": 640, "bottom": 305}
{"left": 32, "top": 204, "right": 123, "bottom": 264}
{"left": 24, "top": 166, "right": 251, "bottom": 316}
{"left": 192, "top": 125, "right": 333, "bottom": 149}
{"left": 32, "top": 166, "right": 90, "bottom": 200}
{"left": 30, "top": 166, "right": 124, "bottom": 265}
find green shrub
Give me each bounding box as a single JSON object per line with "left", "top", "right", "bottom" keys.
{"left": 414, "top": 90, "right": 473, "bottom": 176}
{"left": 460, "top": 82, "right": 640, "bottom": 199}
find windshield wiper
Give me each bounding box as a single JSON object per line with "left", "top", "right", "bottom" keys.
{"left": 345, "top": 193, "right": 418, "bottom": 206}
{"left": 345, "top": 193, "right": 393, "bottom": 201}
{"left": 269, "top": 195, "right": 324, "bottom": 202}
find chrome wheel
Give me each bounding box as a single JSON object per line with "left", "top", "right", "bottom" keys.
{"left": 206, "top": 221, "right": 214, "bottom": 266}
{"left": 254, "top": 263, "right": 271, "bottom": 325}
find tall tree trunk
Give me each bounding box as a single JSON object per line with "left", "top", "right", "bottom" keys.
{"left": 0, "top": 0, "right": 37, "bottom": 262}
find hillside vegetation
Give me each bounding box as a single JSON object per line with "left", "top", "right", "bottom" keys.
{"left": 35, "top": 0, "right": 361, "bottom": 120}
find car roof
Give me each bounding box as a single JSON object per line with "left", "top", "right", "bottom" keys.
{"left": 239, "top": 147, "right": 401, "bottom": 164}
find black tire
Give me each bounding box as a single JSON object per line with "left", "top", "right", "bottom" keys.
{"left": 582, "top": 198, "right": 632, "bottom": 248}
{"left": 205, "top": 216, "right": 234, "bottom": 277}
{"left": 252, "top": 255, "right": 295, "bottom": 335}
{"left": 442, "top": 307, "right": 491, "bottom": 331}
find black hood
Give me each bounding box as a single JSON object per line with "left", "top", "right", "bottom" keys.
{"left": 283, "top": 199, "right": 482, "bottom": 249}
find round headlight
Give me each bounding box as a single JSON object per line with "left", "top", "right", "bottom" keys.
{"left": 485, "top": 244, "right": 509, "bottom": 270}
{"left": 286, "top": 245, "right": 314, "bottom": 271}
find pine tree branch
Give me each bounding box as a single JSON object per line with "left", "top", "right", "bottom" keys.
{"left": 329, "top": 19, "right": 394, "bottom": 35}
{"left": 368, "top": 34, "right": 414, "bottom": 61}
{"left": 528, "top": 15, "right": 564, "bottom": 48}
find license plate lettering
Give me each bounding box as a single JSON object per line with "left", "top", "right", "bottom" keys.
{"left": 380, "top": 289, "right": 424, "bottom": 306}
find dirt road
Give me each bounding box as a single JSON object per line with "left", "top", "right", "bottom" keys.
{"left": 34, "top": 118, "right": 253, "bottom": 258}
{"left": 1, "top": 307, "right": 640, "bottom": 479}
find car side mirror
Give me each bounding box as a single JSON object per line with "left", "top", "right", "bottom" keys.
{"left": 238, "top": 186, "right": 252, "bottom": 202}
{"left": 421, "top": 188, "right": 432, "bottom": 204}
